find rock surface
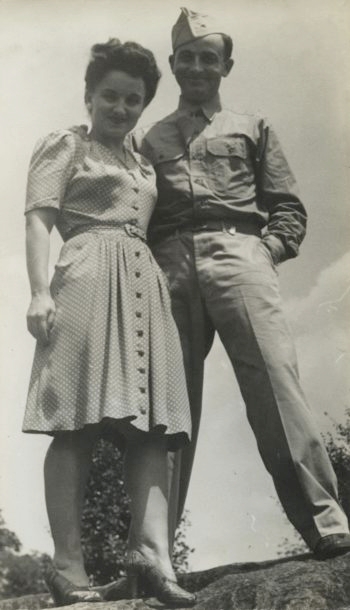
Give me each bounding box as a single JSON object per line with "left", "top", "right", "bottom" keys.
{"left": 2, "top": 552, "right": 350, "bottom": 610}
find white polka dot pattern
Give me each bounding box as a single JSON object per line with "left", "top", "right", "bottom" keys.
{"left": 23, "top": 127, "right": 191, "bottom": 450}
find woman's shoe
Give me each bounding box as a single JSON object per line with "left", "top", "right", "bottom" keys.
{"left": 92, "top": 576, "right": 128, "bottom": 601}
{"left": 127, "top": 550, "right": 196, "bottom": 607}
{"left": 45, "top": 565, "right": 103, "bottom": 606}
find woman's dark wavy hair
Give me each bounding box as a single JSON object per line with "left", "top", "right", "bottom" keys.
{"left": 85, "top": 39, "right": 161, "bottom": 107}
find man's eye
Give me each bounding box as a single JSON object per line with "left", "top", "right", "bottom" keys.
{"left": 178, "top": 52, "right": 193, "bottom": 62}
{"left": 201, "top": 54, "right": 218, "bottom": 64}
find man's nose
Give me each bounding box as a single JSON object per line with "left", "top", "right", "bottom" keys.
{"left": 189, "top": 56, "right": 203, "bottom": 72}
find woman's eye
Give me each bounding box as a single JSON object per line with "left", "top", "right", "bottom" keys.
{"left": 103, "top": 93, "right": 116, "bottom": 102}
{"left": 127, "top": 96, "right": 141, "bottom": 106}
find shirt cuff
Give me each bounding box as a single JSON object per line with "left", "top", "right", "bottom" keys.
{"left": 262, "top": 234, "right": 287, "bottom": 265}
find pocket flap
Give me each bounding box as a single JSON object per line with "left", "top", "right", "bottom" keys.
{"left": 207, "top": 137, "right": 247, "bottom": 158}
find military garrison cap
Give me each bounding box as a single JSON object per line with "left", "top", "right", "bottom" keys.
{"left": 171, "top": 7, "right": 225, "bottom": 51}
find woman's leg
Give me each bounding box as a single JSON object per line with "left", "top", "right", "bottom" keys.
{"left": 124, "top": 435, "right": 175, "bottom": 579}
{"left": 44, "top": 428, "right": 97, "bottom": 586}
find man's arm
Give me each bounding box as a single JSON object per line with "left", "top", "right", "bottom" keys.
{"left": 256, "top": 117, "right": 307, "bottom": 264}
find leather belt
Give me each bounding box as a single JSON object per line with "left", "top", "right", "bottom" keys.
{"left": 153, "top": 220, "right": 261, "bottom": 243}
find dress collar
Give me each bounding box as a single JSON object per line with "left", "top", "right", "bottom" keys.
{"left": 177, "top": 94, "right": 222, "bottom": 122}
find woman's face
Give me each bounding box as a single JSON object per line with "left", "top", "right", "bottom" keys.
{"left": 86, "top": 69, "right": 146, "bottom": 146}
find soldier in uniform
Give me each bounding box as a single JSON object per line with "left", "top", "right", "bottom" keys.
{"left": 133, "top": 7, "right": 350, "bottom": 559}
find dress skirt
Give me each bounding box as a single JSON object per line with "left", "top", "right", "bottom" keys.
{"left": 23, "top": 227, "right": 191, "bottom": 450}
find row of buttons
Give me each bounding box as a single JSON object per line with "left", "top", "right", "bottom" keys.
{"left": 134, "top": 249, "right": 147, "bottom": 415}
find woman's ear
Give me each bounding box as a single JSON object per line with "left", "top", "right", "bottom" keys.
{"left": 85, "top": 91, "right": 93, "bottom": 112}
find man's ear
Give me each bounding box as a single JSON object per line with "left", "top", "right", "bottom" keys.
{"left": 223, "top": 58, "right": 234, "bottom": 77}
{"left": 169, "top": 54, "right": 175, "bottom": 73}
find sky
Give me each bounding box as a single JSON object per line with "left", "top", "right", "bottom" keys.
{"left": 0, "top": 0, "right": 349, "bottom": 572}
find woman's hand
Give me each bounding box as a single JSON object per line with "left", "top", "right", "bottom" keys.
{"left": 26, "top": 291, "right": 56, "bottom": 345}
{"left": 25, "top": 208, "right": 57, "bottom": 344}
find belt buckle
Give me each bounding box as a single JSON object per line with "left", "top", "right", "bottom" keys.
{"left": 227, "top": 226, "right": 236, "bottom": 235}
{"left": 125, "top": 223, "right": 141, "bottom": 239}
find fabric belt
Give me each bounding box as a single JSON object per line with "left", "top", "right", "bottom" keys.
{"left": 153, "top": 220, "right": 262, "bottom": 243}
{"left": 65, "top": 223, "right": 147, "bottom": 243}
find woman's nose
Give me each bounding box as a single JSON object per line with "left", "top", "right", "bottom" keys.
{"left": 112, "top": 101, "right": 126, "bottom": 116}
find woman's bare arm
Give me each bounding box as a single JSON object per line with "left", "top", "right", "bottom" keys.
{"left": 26, "top": 208, "right": 57, "bottom": 345}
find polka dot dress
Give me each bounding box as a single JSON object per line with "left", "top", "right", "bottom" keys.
{"left": 23, "top": 126, "right": 191, "bottom": 451}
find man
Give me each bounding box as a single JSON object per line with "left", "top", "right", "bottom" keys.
{"left": 133, "top": 7, "right": 350, "bottom": 558}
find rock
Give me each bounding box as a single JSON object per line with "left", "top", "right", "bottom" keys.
{"left": 2, "top": 552, "right": 350, "bottom": 610}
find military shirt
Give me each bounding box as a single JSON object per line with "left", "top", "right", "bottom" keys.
{"left": 132, "top": 95, "right": 307, "bottom": 260}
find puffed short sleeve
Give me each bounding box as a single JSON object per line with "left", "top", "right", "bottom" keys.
{"left": 25, "top": 130, "right": 76, "bottom": 214}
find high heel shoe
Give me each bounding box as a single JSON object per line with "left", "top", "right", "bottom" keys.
{"left": 45, "top": 565, "right": 103, "bottom": 606}
{"left": 127, "top": 550, "right": 196, "bottom": 607}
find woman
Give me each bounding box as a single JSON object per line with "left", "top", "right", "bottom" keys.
{"left": 23, "top": 39, "right": 195, "bottom": 607}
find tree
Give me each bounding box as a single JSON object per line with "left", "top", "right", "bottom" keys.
{"left": 81, "top": 438, "right": 194, "bottom": 585}
{"left": 81, "top": 439, "right": 130, "bottom": 584}
{"left": 0, "top": 510, "right": 49, "bottom": 599}
{"left": 323, "top": 407, "right": 350, "bottom": 520}
{"left": 0, "top": 513, "right": 21, "bottom": 554}
{"left": 172, "top": 511, "right": 194, "bottom": 573}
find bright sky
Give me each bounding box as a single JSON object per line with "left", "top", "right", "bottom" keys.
{"left": 0, "top": 0, "right": 349, "bottom": 572}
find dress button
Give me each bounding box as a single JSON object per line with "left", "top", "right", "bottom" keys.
{"left": 136, "top": 311, "right": 142, "bottom": 318}
{"left": 133, "top": 205, "right": 139, "bottom": 210}
{"left": 140, "top": 406, "right": 147, "bottom": 414}
{"left": 136, "top": 292, "right": 142, "bottom": 298}
{"left": 135, "top": 252, "right": 140, "bottom": 257}
{"left": 138, "top": 367, "right": 146, "bottom": 374}
{"left": 137, "top": 350, "right": 145, "bottom": 357}
{"left": 135, "top": 271, "right": 141, "bottom": 278}
{"left": 137, "top": 330, "right": 143, "bottom": 337}
{"left": 139, "top": 387, "right": 146, "bottom": 394}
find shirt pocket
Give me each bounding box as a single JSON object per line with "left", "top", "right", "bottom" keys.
{"left": 206, "top": 136, "right": 251, "bottom": 195}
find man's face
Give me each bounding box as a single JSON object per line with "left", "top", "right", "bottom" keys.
{"left": 170, "top": 34, "right": 233, "bottom": 104}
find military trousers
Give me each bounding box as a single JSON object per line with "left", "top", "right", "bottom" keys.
{"left": 152, "top": 228, "right": 349, "bottom": 550}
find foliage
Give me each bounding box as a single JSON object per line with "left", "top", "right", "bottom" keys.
{"left": 323, "top": 408, "right": 350, "bottom": 519}
{"left": 81, "top": 439, "right": 131, "bottom": 585}
{"left": 173, "top": 511, "right": 194, "bottom": 573}
{"left": 82, "top": 439, "right": 194, "bottom": 585}
{"left": 0, "top": 511, "right": 49, "bottom": 599}
{"left": 0, "top": 552, "right": 50, "bottom": 599}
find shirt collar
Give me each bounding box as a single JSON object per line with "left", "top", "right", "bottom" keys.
{"left": 178, "top": 94, "right": 222, "bottom": 122}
